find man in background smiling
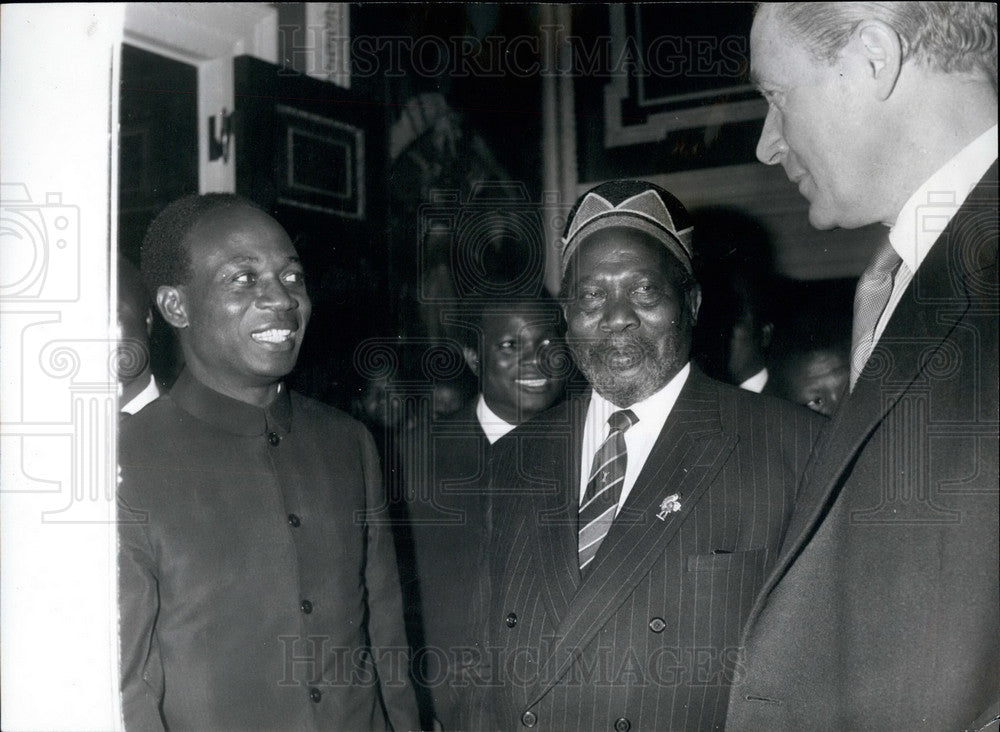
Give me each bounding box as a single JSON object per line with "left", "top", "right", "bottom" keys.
{"left": 403, "top": 294, "right": 568, "bottom": 729}
{"left": 118, "top": 194, "right": 418, "bottom": 730}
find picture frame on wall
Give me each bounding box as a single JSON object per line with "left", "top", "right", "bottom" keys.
{"left": 275, "top": 103, "right": 366, "bottom": 219}
{"left": 579, "top": 3, "right": 767, "bottom": 180}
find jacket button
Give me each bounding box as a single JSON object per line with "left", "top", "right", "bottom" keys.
{"left": 287, "top": 513, "right": 301, "bottom": 527}
{"left": 308, "top": 687, "right": 321, "bottom": 703}
{"left": 505, "top": 612, "right": 518, "bottom": 628}
{"left": 268, "top": 431, "right": 280, "bottom": 446}
{"left": 521, "top": 710, "right": 537, "bottom": 727}
{"left": 300, "top": 599, "right": 313, "bottom": 614}
{"left": 649, "top": 617, "right": 666, "bottom": 633}
{"left": 614, "top": 717, "right": 630, "bottom": 732}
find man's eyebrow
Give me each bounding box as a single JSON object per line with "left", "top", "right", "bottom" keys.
{"left": 220, "top": 255, "right": 302, "bottom": 265}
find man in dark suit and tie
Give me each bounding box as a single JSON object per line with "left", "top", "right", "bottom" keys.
{"left": 465, "top": 180, "right": 824, "bottom": 731}
{"left": 402, "top": 294, "right": 568, "bottom": 728}
{"left": 728, "top": 4, "right": 998, "bottom": 729}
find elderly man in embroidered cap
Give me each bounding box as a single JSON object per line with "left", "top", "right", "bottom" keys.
{"left": 462, "top": 180, "right": 825, "bottom": 731}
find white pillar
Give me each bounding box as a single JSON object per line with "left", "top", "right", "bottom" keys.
{"left": 1, "top": 4, "right": 125, "bottom": 729}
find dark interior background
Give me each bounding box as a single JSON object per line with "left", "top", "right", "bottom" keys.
{"left": 118, "top": 3, "right": 857, "bottom": 410}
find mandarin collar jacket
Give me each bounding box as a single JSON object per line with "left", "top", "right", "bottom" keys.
{"left": 118, "top": 369, "right": 419, "bottom": 731}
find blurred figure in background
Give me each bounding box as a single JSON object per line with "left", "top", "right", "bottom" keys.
{"left": 690, "top": 208, "right": 776, "bottom": 392}
{"left": 767, "top": 301, "right": 851, "bottom": 417}
{"left": 116, "top": 255, "right": 160, "bottom": 414}
{"left": 770, "top": 344, "right": 848, "bottom": 418}
{"left": 430, "top": 374, "right": 476, "bottom": 419}
{"left": 354, "top": 372, "right": 408, "bottom": 441}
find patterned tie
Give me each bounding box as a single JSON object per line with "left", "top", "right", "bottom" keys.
{"left": 578, "top": 409, "right": 638, "bottom": 572}
{"left": 850, "top": 238, "right": 902, "bottom": 391}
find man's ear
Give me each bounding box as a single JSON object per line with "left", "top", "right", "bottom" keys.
{"left": 688, "top": 283, "right": 703, "bottom": 325}
{"left": 156, "top": 285, "right": 188, "bottom": 329}
{"left": 855, "top": 19, "right": 903, "bottom": 101}
{"left": 462, "top": 346, "right": 480, "bottom": 376}
{"left": 760, "top": 321, "right": 774, "bottom": 350}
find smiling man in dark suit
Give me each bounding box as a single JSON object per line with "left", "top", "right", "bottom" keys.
{"left": 118, "top": 194, "right": 418, "bottom": 730}
{"left": 465, "top": 180, "right": 824, "bottom": 731}
{"left": 728, "top": 4, "right": 999, "bottom": 729}
{"left": 402, "top": 294, "right": 568, "bottom": 729}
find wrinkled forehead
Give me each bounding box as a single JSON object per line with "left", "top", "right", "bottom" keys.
{"left": 749, "top": 4, "right": 792, "bottom": 80}
{"left": 568, "top": 226, "right": 685, "bottom": 280}
{"left": 750, "top": 3, "right": 784, "bottom": 43}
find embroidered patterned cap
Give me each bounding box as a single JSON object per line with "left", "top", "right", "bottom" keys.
{"left": 561, "top": 180, "right": 694, "bottom": 276}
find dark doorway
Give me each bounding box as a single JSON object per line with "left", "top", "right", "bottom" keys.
{"left": 118, "top": 44, "right": 198, "bottom": 387}
{"left": 118, "top": 44, "right": 198, "bottom": 264}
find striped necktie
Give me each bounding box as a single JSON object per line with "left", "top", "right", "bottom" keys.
{"left": 578, "top": 409, "right": 638, "bottom": 572}
{"left": 850, "top": 238, "right": 903, "bottom": 391}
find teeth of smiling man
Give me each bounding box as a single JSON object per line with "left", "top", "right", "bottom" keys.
{"left": 251, "top": 328, "right": 293, "bottom": 344}
{"left": 517, "top": 378, "right": 548, "bottom": 388}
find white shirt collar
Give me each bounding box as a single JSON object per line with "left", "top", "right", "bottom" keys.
{"left": 120, "top": 374, "right": 160, "bottom": 415}
{"left": 580, "top": 362, "right": 691, "bottom": 510}
{"left": 889, "top": 123, "right": 998, "bottom": 272}
{"left": 739, "top": 367, "right": 768, "bottom": 394}
{"left": 476, "top": 393, "right": 517, "bottom": 444}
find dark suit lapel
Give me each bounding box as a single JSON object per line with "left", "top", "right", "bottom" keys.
{"left": 531, "top": 372, "right": 737, "bottom": 702}
{"left": 528, "top": 396, "right": 590, "bottom": 626}
{"left": 756, "top": 161, "right": 997, "bottom": 609}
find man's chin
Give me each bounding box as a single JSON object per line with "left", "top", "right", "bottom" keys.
{"left": 583, "top": 369, "right": 652, "bottom": 408}
{"left": 249, "top": 354, "right": 300, "bottom": 382}
{"left": 807, "top": 213, "right": 839, "bottom": 231}
{"left": 806, "top": 200, "right": 852, "bottom": 231}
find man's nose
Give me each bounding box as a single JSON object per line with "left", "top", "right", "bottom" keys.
{"left": 600, "top": 297, "right": 640, "bottom": 332}
{"left": 257, "top": 277, "right": 297, "bottom": 310}
{"left": 756, "top": 106, "right": 785, "bottom": 165}
{"left": 520, "top": 338, "right": 547, "bottom": 366}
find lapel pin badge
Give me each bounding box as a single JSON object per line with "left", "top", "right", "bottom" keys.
{"left": 656, "top": 493, "right": 682, "bottom": 521}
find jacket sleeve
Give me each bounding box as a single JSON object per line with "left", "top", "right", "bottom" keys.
{"left": 117, "top": 468, "right": 166, "bottom": 732}
{"left": 358, "top": 425, "right": 421, "bottom": 731}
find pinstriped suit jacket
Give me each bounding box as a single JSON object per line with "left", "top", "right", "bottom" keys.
{"left": 466, "top": 368, "right": 824, "bottom": 731}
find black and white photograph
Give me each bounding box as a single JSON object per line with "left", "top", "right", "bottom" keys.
{"left": 1, "top": 3, "right": 997, "bottom": 730}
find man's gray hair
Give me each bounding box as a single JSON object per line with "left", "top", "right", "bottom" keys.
{"left": 765, "top": 2, "right": 997, "bottom": 88}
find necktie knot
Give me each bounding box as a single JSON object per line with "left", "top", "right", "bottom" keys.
{"left": 864, "top": 239, "right": 903, "bottom": 282}
{"left": 608, "top": 409, "right": 638, "bottom": 435}
{"left": 850, "top": 238, "right": 903, "bottom": 390}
